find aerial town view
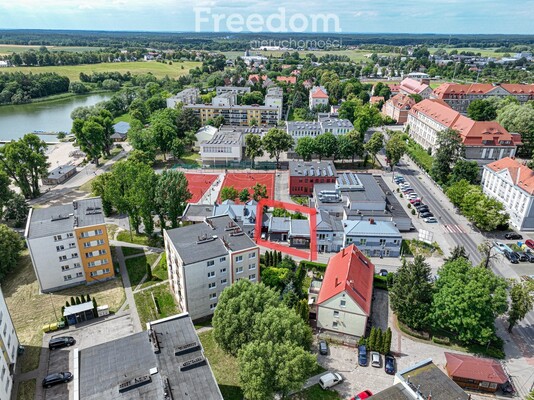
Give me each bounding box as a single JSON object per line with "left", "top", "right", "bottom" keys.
{"left": 0, "top": 1, "right": 533, "bottom": 400}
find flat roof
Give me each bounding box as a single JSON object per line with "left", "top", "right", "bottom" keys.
{"left": 289, "top": 161, "right": 337, "bottom": 177}
{"left": 79, "top": 313, "right": 223, "bottom": 400}
{"left": 63, "top": 301, "right": 93, "bottom": 316}
{"left": 47, "top": 164, "right": 76, "bottom": 179}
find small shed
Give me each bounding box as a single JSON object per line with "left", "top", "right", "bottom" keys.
{"left": 63, "top": 301, "right": 95, "bottom": 325}
{"left": 111, "top": 122, "right": 130, "bottom": 142}
{"left": 42, "top": 164, "right": 77, "bottom": 185}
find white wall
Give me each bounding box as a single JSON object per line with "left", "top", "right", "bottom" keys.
{"left": 317, "top": 292, "right": 368, "bottom": 337}
{"left": 0, "top": 288, "right": 19, "bottom": 400}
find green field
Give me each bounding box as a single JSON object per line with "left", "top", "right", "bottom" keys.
{"left": 5, "top": 61, "right": 201, "bottom": 81}
{"left": 0, "top": 44, "right": 102, "bottom": 55}
{"left": 134, "top": 284, "right": 179, "bottom": 329}
{"left": 429, "top": 47, "right": 503, "bottom": 58}
{"left": 220, "top": 49, "right": 397, "bottom": 63}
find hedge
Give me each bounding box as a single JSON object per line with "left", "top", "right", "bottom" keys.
{"left": 398, "top": 321, "right": 431, "bottom": 341}
{"left": 299, "top": 260, "right": 327, "bottom": 273}
{"left": 373, "top": 275, "right": 389, "bottom": 290}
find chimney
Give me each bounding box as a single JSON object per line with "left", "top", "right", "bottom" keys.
{"left": 516, "top": 168, "right": 521, "bottom": 186}
{"left": 369, "top": 218, "right": 375, "bottom": 224}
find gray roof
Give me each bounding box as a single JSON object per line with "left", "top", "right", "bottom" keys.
{"left": 47, "top": 164, "right": 76, "bottom": 180}
{"left": 289, "top": 161, "right": 337, "bottom": 177}
{"left": 165, "top": 215, "right": 257, "bottom": 265}
{"left": 203, "top": 131, "right": 243, "bottom": 146}
{"left": 368, "top": 383, "right": 412, "bottom": 399}
{"left": 316, "top": 210, "right": 343, "bottom": 232}
{"left": 343, "top": 219, "right": 401, "bottom": 238}
{"left": 182, "top": 204, "right": 214, "bottom": 222}
{"left": 113, "top": 121, "right": 130, "bottom": 134}
{"left": 343, "top": 174, "right": 385, "bottom": 204}
{"left": 290, "top": 220, "right": 310, "bottom": 237}
{"left": 269, "top": 217, "right": 291, "bottom": 232}
{"left": 374, "top": 175, "right": 411, "bottom": 219}
{"left": 79, "top": 313, "right": 223, "bottom": 400}
{"left": 27, "top": 197, "right": 105, "bottom": 239}
{"left": 286, "top": 121, "right": 322, "bottom": 132}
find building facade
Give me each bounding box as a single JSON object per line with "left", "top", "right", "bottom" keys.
{"left": 309, "top": 86, "right": 329, "bottom": 110}
{"left": 343, "top": 219, "right": 402, "bottom": 257}
{"left": 287, "top": 116, "right": 353, "bottom": 142}
{"left": 25, "top": 198, "right": 114, "bottom": 292}
{"left": 289, "top": 161, "right": 338, "bottom": 196}
{"left": 382, "top": 93, "right": 416, "bottom": 124}
{"left": 166, "top": 88, "right": 200, "bottom": 108}
{"left": 164, "top": 215, "right": 260, "bottom": 321}
{"left": 482, "top": 157, "right": 534, "bottom": 231}
{"left": 0, "top": 288, "right": 19, "bottom": 400}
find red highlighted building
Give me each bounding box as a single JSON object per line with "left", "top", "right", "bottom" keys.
{"left": 289, "top": 161, "right": 337, "bottom": 196}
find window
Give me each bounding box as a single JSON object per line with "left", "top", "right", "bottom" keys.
{"left": 379, "top": 239, "right": 386, "bottom": 246}
{"left": 56, "top": 245, "right": 65, "bottom": 251}
{"left": 333, "top": 311, "right": 339, "bottom": 318}
{"left": 332, "top": 321, "right": 338, "bottom": 328}
{"left": 208, "top": 282, "right": 216, "bottom": 289}
{"left": 248, "top": 252, "right": 256, "bottom": 259}
{"left": 59, "top": 255, "right": 67, "bottom": 261}
{"left": 76, "top": 272, "right": 83, "bottom": 278}
{"left": 220, "top": 268, "right": 227, "bottom": 274}
{"left": 209, "top": 293, "right": 217, "bottom": 300}
{"left": 53, "top": 235, "right": 62, "bottom": 241}
{"left": 66, "top": 233, "right": 74, "bottom": 238}
{"left": 359, "top": 239, "right": 366, "bottom": 246}
{"left": 63, "top": 275, "right": 72, "bottom": 281}
{"left": 236, "top": 255, "right": 243, "bottom": 262}
{"left": 207, "top": 260, "right": 215, "bottom": 267}
{"left": 61, "top": 265, "right": 70, "bottom": 271}
{"left": 219, "top": 257, "right": 226, "bottom": 262}
{"left": 71, "top": 252, "right": 78, "bottom": 258}
{"left": 340, "top": 300, "right": 346, "bottom": 308}
{"left": 249, "top": 274, "right": 256, "bottom": 280}
{"left": 221, "top": 278, "right": 227, "bottom": 285}
{"left": 236, "top": 266, "right": 243, "bottom": 274}
{"left": 210, "top": 303, "right": 217, "bottom": 310}
{"left": 69, "top": 242, "right": 76, "bottom": 248}
{"left": 208, "top": 271, "right": 215, "bottom": 278}
{"left": 95, "top": 229, "right": 103, "bottom": 235}
{"left": 249, "top": 264, "right": 256, "bottom": 270}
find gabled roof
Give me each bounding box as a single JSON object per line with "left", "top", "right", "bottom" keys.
{"left": 399, "top": 78, "right": 430, "bottom": 95}
{"left": 485, "top": 157, "right": 534, "bottom": 195}
{"left": 317, "top": 244, "right": 374, "bottom": 315}
{"left": 276, "top": 76, "right": 296, "bottom": 84}
{"left": 433, "top": 82, "right": 534, "bottom": 98}
{"left": 388, "top": 93, "right": 417, "bottom": 110}
{"left": 445, "top": 352, "right": 508, "bottom": 384}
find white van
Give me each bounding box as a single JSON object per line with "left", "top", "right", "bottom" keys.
{"left": 318, "top": 372, "right": 343, "bottom": 389}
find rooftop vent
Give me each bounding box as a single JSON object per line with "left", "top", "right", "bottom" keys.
{"left": 118, "top": 375, "right": 152, "bottom": 393}
{"left": 180, "top": 356, "right": 206, "bottom": 371}
{"left": 175, "top": 341, "right": 200, "bottom": 356}
{"left": 148, "top": 327, "right": 160, "bottom": 353}
{"left": 197, "top": 234, "right": 217, "bottom": 244}
{"left": 51, "top": 214, "right": 70, "bottom": 222}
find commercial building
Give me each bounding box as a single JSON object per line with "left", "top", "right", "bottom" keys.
{"left": 78, "top": 312, "right": 223, "bottom": 400}
{"left": 166, "top": 88, "right": 200, "bottom": 108}
{"left": 309, "top": 86, "right": 329, "bottom": 110}
{"left": 25, "top": 198, "right": 114, "bottom": 292}
{"left": 0, "top": 287, "right": 19, "bottom": 400}
{"left": 164, "top": 215, "right": 260, "bottom": 321}
{"left": 482, "top": 157, "right": 534, "bottom": 231}
{"left": 382, "top": 93, "right": 417, "bottom": 124}
{"left": 184, "top": 103, "right": 281, "bottom": 126}
{"left": 308, "top": 245, "right": 373, "bottom": 337}
{"left": 289, "top": 161, "right": 338, "bottom": 196}
{"left": 407, "top": 99, "right": 520, "bottom": 165}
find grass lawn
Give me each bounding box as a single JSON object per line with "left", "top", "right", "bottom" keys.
{"left": 121, "top": 246, "right": 146, "bottom": 257}
{"left": 219, "top": 49, "right": 389, "bottom": 63}
{"left": 125, "top": 252, "right": 159, "bottom": 287}
{"left": 134, "top": 284, "right": 179, "bottom": 329}
{"left": 114, "top": 113, "right": 132, "bottom": 124}
{"left": 16, "top": 379, "right": 36, "bottom": 400}
{"left": 7, "top": 61, "right": 201, "bottom": 81}
{"left": 198, "top": 330, "right": 243, "bottom": 400}
{"left": 106, "top": 224, "right": 120, "bottom": 241}
{"left": 3, "top": 251, "right": 125, "bottom": 374}
{"left": 116, "top": 230, "right": 153, "bottom": 246}
{"left": 78, "top": 176, "right": 96, "bottom": 193}
{"left": 152, "top": 254, "right": 167, "bottom": 281}
{"left": 291, "top": 384, "right": 341, "bottom": 400}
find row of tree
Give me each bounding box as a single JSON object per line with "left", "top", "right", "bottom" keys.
{"left": 219, "top": 184, "right": 268, "bottom": 203}
{"left": 0, "top": 72, "right": 70, "bottom": 105}
{"left": 365, "top": 326, "right": 392, "bottom": 355}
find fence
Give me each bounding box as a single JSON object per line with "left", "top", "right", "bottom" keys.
{"left": 172, "top": 161, "right": 279, "bottom": 170}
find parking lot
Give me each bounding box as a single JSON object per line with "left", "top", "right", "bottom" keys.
{"left": 43, "top": 313, "right": 134, "bottom": 400}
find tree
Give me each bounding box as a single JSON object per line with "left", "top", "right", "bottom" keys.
{"left": 445, "top": 179, "right": 472, "bottom": 207}
{"left": 385, "top": 132, "right": 406, "bottom": 171}
{"left": 252, "top": 183, "right": 268, "bottom": 202}
{"left": 155, "top": 170, "right": 192, "bottom": 229}
{"left": 238, "top": 341, "right": 316, "bottom": 400}
{"left": 497, "top": 103, "right": 534, "bottom": 158}
{"left": 220, "top": 186, "right": 239, "bottom": 202}
{"left": 3, "top": 193, "right": 29, "bottom": 228}
{"left": 382, "top": 327, "right": 392, "bottom": 355}
{"left": 170, "top": 137, "right": 185, "bottom": 160}
{"left": 146, "top": 262, "right": 153, "bottom": 281}
{"left": 212, "top": 280, "right": 280, "bottom": 355}
{"left": 432, "top": 258, "right": 508, "bottom": 345}
{"left": 75, "top": 120, "right": 106, "bottom": 166}
{"left": 445, "top": 245, "right": 469, "bottom": 262}
{"left": 450, "top": 159, "right": 480, "bottom": 185}
{"left": 368, "top": 326, "right": 377, "bottom": 351}
{"left": 262, "top": 128, "right": 294, "bottom": 168}
{"left": 252, "top": 306, "right": 312, "bottom": 349}
{"left": 245, "top": 134, "right": 264, "bottom": 168}
{"left": 507, "top": 281, "right": 534, "bottom": 332}
{"left": 375, "top": 328, "right": 383, "bottom": 353}
{"left": 390, "top": 256, "right": 433, "bottom": 330}
{"left": 295, "top": 298, "right": 309, "bottom": 322}
{"left": 0, "top": 134, "right": 49, "bottom": 198}
{"left": 149, "top": 108, "right": 178, "bottom": 160}
{"left": 364, "top": 131, "right": 384, "bottom": 166}
{"left": 239, "top": 189, "right": 251, "bottom": 203}
{"left": 431, "top": 129, "right": 464, "bottom": 185}
{"left": 0, "top": 171, "right": 13, "bottom": 212}
{"left": 338, "top": 130, "right": 363, "bottom": 164}
{"left": 0, "top": 224, "right": 24, "bottom": 280}
{"left": 314, "top": 133, "right": 338, "bottom": 161}
{"left": 295, "top": 137, "right": 316, "bottom": 161}
{"left": 467, "top": 99, "right": 497, "bottom": 121}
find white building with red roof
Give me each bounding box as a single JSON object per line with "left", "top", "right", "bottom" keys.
{"left": 482, "top": 157, "right": 534, "bottom": 231}
{"left": 308, "top": 244, "right": 374, "bottom": 337}
{"left": 309, "top": 86, "right": 329, "bottom": 110}
{"left": 382, "top": 93, "right": 417, "bottom": 124}
{"left": 407, "top": 99, "right": 520, "bottom": 165}
{"left": 399, "top": 77, "right": 432, "bottom": 99}
{"left": 431, "top": 82, "right": 534, "bottom": 113}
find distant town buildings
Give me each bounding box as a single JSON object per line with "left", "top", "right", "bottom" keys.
{"left": 25, "top": 197, "right": 114, "bottom": 292}
{"left": 482, "top": 157, "right": 534, "bottom": 231}
{"left": 0, "top": 287, "right": 19, "bottom": 400}
{"left": 164, "top": 215, "right": 260, "bottom": 321}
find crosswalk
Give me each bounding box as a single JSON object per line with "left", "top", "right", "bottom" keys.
{"left": 442, "top": 224, "right": 467, "bottom": 234}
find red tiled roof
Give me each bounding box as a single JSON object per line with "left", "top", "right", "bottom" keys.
{"left": 317, "top": 244, "right": 374, "bottom": 315}
{"left": 433, "top": 83, "right": 534, "bottom": 98}
{"left": 445, "top": 353, "right": 508, "bottom": 384}
{"left": 388, "top": 83, "right": 401, "bottom": 93}
{"left": 276, "top": 76, "right": 296, "bottom": 84}
{"left": 486, "top": 157, "right": 534, "bottom": 195}
{"left": 248, "top": 74, "right": 268, "bottom": 83}
{"left": 389, "top": 93, "right": 416, "bottom": 110}
{"left": 370, "top": 96, "right": 384, "bottom": 104}
{"left": 311, "top": 86, "right": 329, "bottom": 99}
{"left": 399, "top": 78, "right": 430, "bottom": 95}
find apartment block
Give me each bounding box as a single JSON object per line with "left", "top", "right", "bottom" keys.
{"left": 0, "top": 287, "right": 19, "bottom": 400}
{"left": 166, "top": 88, "right": 200, "bottom": 108}
{"left": 25, "top": 197, "right": 114, "bottom": 292}
{"left": 164, "top": 215, "right": 260, "bottom": 321}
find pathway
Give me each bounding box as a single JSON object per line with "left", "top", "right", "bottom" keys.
{"left": 115, "top": 246, "right": 142, "bottom": 332}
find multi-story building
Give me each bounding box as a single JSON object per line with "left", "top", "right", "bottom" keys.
{"left": 211, "top": 92, "right": 237, "bottom": 107}
{"left": 287, "top": 116, "right": 353, "bottom": 142}
{"left": 184, "top": 104, "right": 281, "bottom": 126}
{"left": 407, "top": 99, "right": 520, "bottom": 165}
{"left": 216, "top": 86, "right": 251, "bottom": 95}
{"left": 200, "top": 129, "right": 243, "bottom": 166}
{"left": 382, "top": 93, "right": 417, "bottom": 124}
{"left": 432, "top": 83, "right": 534, "bottom": 113}
{"left": 343, "top": 219, "right": 402, "bottom": 257}
{"left": 0, "top": 287, "right": 19, "bottom": 400}
{"left": 309, "top": 86, "right": 329, "bottom": 110}
{"left": 25, "top": 198, "right": 114, "bottom": 292}
{"left": 308, "top": 245, "right": 374, "bottom": 337}
{"left": 289, "top": 161, "right": 338, "bottom": 196}
{"left": 482, "top": 157, "right": 534, "bottom": 231}
{"left": 398, "top": 77, "right": 433, "bottom": 99}
{"left": 166, "top": 88, "right": 200, "bottom": 108}
{"left": 164, "top": 215, "right": 260, "bottom": 321}
{"left": 264, "top": 87, "right": 284, "bottom": 120}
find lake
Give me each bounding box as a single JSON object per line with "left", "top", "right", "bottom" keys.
{"left": 0, "top": 93, "right": 112, "bottom": 142}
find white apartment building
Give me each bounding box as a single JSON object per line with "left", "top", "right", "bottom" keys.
{"left": 216, "top": 86, "right": 251, "bottom": 95}
{"left": 287, "top": 116, "right": 354, "bottom": 141}
{"left": 482, "top": 158, "right": 534, "bottom": 231}
{"left": 166, "top": 88, "right": 200, "bottom": 108}
{"left": 25, "top": 198, "right": 114, "bottom": 293}
{"left": 164, "top": 215, "right": 260, "bottom": 321}
{"left": 0, "top": 287, "right": 19, "bottom": 400}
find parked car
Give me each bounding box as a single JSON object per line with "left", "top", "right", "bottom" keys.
{"left": 412, "top": 201, "right": 421, "bottom": 207}
{"left": 416, "top": 205, "right": 429, "bottom": 212}
{"left": 525, "top": 239, "right": 534, "bottom": 250}
{"left": 319, "top": 372, "right": 343, "bottom": 390}
{"left": 408, "top": 193, "right": 419, "bottom": 199}
{"left": 385, "top": 355, "right": 396, "bottom": 374}
{"left": 424, "top": 217, "right": 438, "bottom": 223}
{"left": 378, "top": 269, "right": 389, "bottom": 277}
{"left": 42, "top": 372, "right": 73, "bottom": 388}
{"left": 505, "top": 232, "right": 523, "bottom": 240}
{"left": 516, "top": 252, "right": 528, "bottom": 262}
{"left": 524, "top": 252, "right": 534, "bottom": 262}
{"left": 493, "top": 241, "right": 508, "bottom": 253}
{"left": 358, "top": 345, "right": 368, "bottom": 366}
{"left": 351, "top": 390, "right": 373, "bottom": 400}
{"left": 504, "top": 249, "right": 519, "bottom": 264}
{"left": 420, "top": 212, "right": 434, "bottom": 218}
{"left": 49, "top": 336, "right": 76, "bottom": 350}
{"left": 318, "top": 340, "right": 328, "bottom": 355}
{"left": 371, "top": 351, "right": 381, "bottom": 368}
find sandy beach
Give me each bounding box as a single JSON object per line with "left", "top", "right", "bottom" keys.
{"left": 45, "top": 140, "right": 85, "bottom": 169}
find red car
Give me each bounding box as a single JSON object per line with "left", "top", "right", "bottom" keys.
{"left": 526, "top": 239, "right": 534, "bottom": 250}
{"left": 351, "top": 390, "right": 373, "bottom": 400}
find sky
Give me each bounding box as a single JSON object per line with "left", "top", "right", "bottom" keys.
{"left": 0, "top": 0, "right": 533, "bottom": 34}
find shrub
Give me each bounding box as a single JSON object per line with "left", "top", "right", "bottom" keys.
{"left": 374, "top": 275, "right": 389, "bottom": 290}
{"left": 299, "top": 260, "right": 327, "bottom": 273}
{"left": 411, "top": 209, "right": 416, "bottom": 215}
{"left": 398, "top": 321, "right": 430, "bottom": 340}
{"left": 400, "top": 194, "right": 403, "bottom": 198}
{"left": 432, "top": 336, "right": 451, "bottom": 345}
